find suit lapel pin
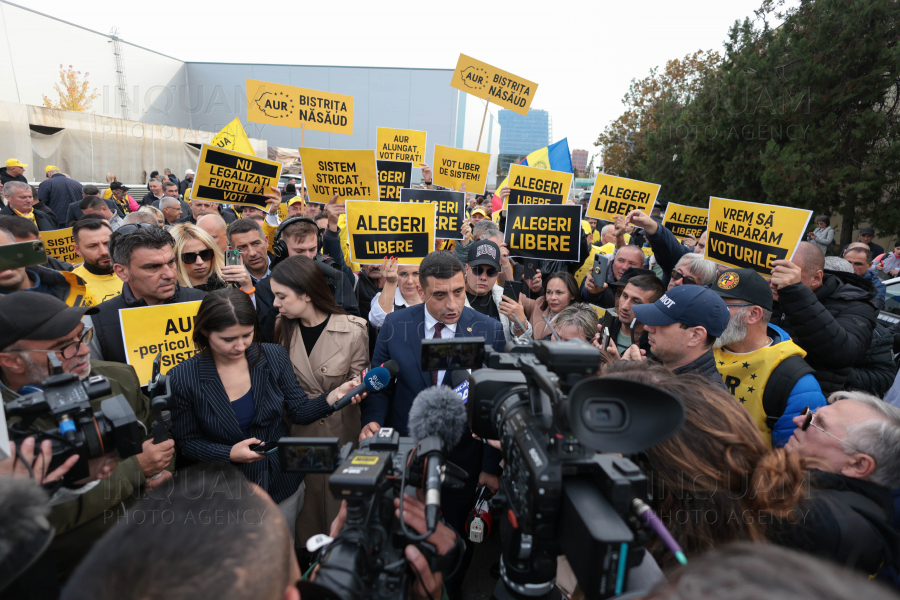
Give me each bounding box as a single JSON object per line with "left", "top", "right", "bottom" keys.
{"left": 467, "top": 327, "right": 472, "bottom": 332}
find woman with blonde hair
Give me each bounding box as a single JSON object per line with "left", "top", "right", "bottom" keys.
{"left": 103, "top": 173, "right": 139, "bottom": 213}
{"left": 170, "top": 223, "right": 254, "bottom": 294}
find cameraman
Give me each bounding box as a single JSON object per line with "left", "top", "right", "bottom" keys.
{"left": 0, "top": 292, "right": 174, "bottom": 580}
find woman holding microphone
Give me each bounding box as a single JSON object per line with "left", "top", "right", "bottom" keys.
{"left": 269, "top": 256, "right": 370, "bottom": 547}
{"left": 168, "top": 288, "right": 366, "bottom": 535}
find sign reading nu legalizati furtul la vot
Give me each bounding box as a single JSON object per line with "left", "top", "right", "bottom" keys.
{"left": 191, "top": 144, "right": 283, "bottom": 210}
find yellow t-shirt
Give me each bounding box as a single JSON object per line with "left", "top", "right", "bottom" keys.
{"left": 72, "top": 265, "right": 124, "bottom": 305}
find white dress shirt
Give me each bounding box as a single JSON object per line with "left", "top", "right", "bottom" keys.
{"left": 423, "top": 305, "right": 457, "bottom": 386}
{"left": 368, "top": 287, "right": 417, "bottom": 328}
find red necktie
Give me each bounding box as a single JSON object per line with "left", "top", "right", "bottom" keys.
{"left": 431, "top": 323, "right": 445, "bottom": 387}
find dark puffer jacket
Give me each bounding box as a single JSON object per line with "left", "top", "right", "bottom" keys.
{"left": 772, "top": 271, "right": 877, "bottom": 395}
{"left": 847, "top": 321, "right": 897, "bottom": 397}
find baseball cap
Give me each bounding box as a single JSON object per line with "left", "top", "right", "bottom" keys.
{"left": 288, "top": 196, "right": 305, "bottom": 207}
{"left": 609, "top": 267, "right": 656, "bottom": 288}
{"left": 45, "top": 165, "right": 59, "bottom": 172}
{"left": 185, "top": 169, "right": 195, "bottom": 176}
{"left": 5, "top": 158, "right": 26, "bottom": 168}
{"left": 471, "top": 207, "right": 489, "bottom": 218}
{"left": 0, "top": 292, "right": 99, "bottom": 350}
{"left": 711, "top": 268, "right": 773, "bottom": 312}
{"left": 468, "top": 239, "right": 501, "bottom": 270}
{"left": 110, "top": 181, "right": 129, "bottom": 191}
{"left": 630, "top": 284, "right": 730, "bottom": 337}
{"left": 860, "top": 227, "right": 875, "bottom": 236}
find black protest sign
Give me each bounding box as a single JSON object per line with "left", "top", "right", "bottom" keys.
{"left": 192, "top": 144, "right": 282, "bottom": 209}
{"left": 504, "top": 204, "right": 582, "bottom": 262}
{"left": 399, "top": 188, "right": 466, "bottom": 240}
{"left": 377, "top": 160, "right": 413, "bottom": 201}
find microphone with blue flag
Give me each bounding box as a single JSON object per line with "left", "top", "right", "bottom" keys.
{"left": 329, "top": 360, "right": 399, "bottom": 413}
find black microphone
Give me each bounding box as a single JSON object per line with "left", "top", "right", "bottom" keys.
{"left": 330, "top": 360, "right": 399, "bottom": 413}
{"left": 407, "top": 386, "right": 468, "bottom": 531}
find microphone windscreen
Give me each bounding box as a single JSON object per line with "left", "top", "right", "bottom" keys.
{"left": 450, "top": 369, "right": 469, "bottom": 389}
{"left": 382, "top": 359, "right": 400, "bottom": 377}
{"left": 363, "top": 367, "right": 391, "bottom": 392}
{"left": 407, "top": 386, "right": 467, "bottom": 449}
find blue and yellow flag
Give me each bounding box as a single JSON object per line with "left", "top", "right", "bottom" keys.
{"left": 210, "top": 117, "right": 256, "bottom": 155}
{"left": 492, "top": 138, "right": 573, "bottom": 211}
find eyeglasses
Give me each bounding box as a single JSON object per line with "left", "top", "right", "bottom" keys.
{"left": 799, "top": 406, "right": 864, "bottom": 454}
{"left": 9, "top": 327, "right": 94, "bottom": 360}
{"left": 670, "top": 270, "right": 697, "bottom": 285}
{"left": 473, "top": 266, "right": 498, "bottom": 278}
{"left": 181, "top": 249, "right": 215, "bottom": 264}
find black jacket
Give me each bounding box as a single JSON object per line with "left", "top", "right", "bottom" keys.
{"left": 141, "top": 192, "right": 164, "bottom": 207}
{"left": 670, "top": 349, "right": 728, "bottom": 392}
{"left": 772, "top": 271, "right": 877, "bottom": 395}
{"left": 847, "top": 321, "right": 897, "bottom": 397}
{"left": 65, "top": 197, "right": 123, "bottom": 224}
{"left": 600, "top": 312, "right": 651, "bottom": 355}
{"left": 0, "top": 203, "right": 59, "bottom": 231}
{"left": 179, "top": 178, "right": 194, "bottom": 195}
{"left": 37, "top": 173, "right": 83, "bottom": 220}
{"left": 770, "top": 469, "right": 899, "bottom": 575}
{"left": 0, "top": 167, "right": 27, "bottom": 185}
{"left": 92, "top": 283, "right": 207, "bottom": 364}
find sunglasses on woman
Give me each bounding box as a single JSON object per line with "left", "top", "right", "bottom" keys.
{"left": 670, "top": 270, "right": 697, "bottom": 285}
{"left": 181, "top": 249, "right": 215, "bottom": 264}
{"left": 473, "top": 265, "right": 498, "bottom": 278}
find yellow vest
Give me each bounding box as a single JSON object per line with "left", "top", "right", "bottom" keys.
{"left": 714, "top": 339, "right": 808, "bottom": 446}
{"left": 72, "top": 265, "right": 123, "bottom": 305}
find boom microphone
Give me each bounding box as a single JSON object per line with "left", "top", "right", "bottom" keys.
{"left": 407, "top": 386, "right": 468, "bottom": 531}
{"left": 330, "top": 360, "right": 400, "bottom": 413}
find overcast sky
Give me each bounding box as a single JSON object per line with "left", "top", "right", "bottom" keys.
{"left": 17, "top": 0, "right": 784, "bottom": 160}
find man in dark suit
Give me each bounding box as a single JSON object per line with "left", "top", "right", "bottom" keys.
{"left": 360, "top": 251, "right": 505, "bottom": 534}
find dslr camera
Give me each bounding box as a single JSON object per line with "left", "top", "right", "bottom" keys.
{"left": 5, "top": 356, "right": 143, "bottom": 483}
{"left": 469, "top": 340, "right": 684, "bottom": 600}
{"left": 285, "top": 428, "right": 467, "bottom": 600}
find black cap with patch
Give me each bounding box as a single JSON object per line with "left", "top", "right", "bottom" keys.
{"left": 468, "top": 239, "right": 501, "bottom": 270}
{"left": 711, "top": 268, "right": 773, "bottom": 312}
{"left": 0, "top": 292, "right": 98, "bottom": 350}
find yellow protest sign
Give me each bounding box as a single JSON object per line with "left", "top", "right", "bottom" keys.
{"left": 346, "top": 200, "right": 435, "bottom": 265}
{"left": 39, "top": 227, "right": 79, "bottom": 264}
{"left": 705, "top": 197, "right": 813, "bottom": 277}
{"left": 298, "top": 148, "right": 379, "bottom": 204}
{"left": 118, "top": 301, "right": 202, "bottom": 382}
{"left": 505, "top": 163, "right": 573, "bottom": 209}
{"left": 450, "top": 54, "right": 538, "bottom": 116}
{"left": 432, "top": 145, "right": 491, "bottom": 195}
{"left": 663, "top": 203, "right": 709, "bottom": 240}
{"left": 246, "top": 79, "right": 354, "bottom": 135}
{"left": 376, "top": 128, "right": 427, "bottom": 164}
{"left": 278, "top": 202, "right": 289, "bottom": 221}
{"left": 192, "top": 144, "right": 282, "bottom": 210}
{"left": 210, "top": 117, "right": 256, "bottom": 155}
{"left": 586, "top": 174, "right": 660, "bottom": 222}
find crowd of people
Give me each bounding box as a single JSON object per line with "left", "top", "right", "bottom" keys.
{"left": 1, "top": 155, "right": 900, "bottom": 600}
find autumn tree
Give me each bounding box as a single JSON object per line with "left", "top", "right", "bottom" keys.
{"left": 593, "top": 50, "right": 721, "bottom": 187}
{"left": 42, "top": 65, "right": 100, "bottom": 112}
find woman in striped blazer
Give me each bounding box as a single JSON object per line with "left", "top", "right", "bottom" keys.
{"left": 168, "top": 288, "right": 365, "bottom": 534}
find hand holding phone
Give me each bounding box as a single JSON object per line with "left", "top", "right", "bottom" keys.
{"left": 249, "top": 441, "right": 279, "bottom": 455}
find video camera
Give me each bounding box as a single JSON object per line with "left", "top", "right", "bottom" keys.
{"left": 286, "top": 425, "right": 467, "bottom": 600}
{"left": 468, "top": 339, "right": 684, "bottom": 600}
{"left": 4, "top": 354, "right": 142, "bottom": 484}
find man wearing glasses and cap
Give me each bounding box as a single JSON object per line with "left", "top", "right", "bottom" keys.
{"left": 463, "top": 239, "right": 533, "bottom": 342}
{"left": 775, "top": 391, "right": 900, "bottom": 576}
{"left": 0, "top": 291, "right": 174, "bottom": 580}
{"left": 711, "top": 268, "right": 827, "bottom": 447}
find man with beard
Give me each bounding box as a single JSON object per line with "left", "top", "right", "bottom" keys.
{"left": 72, "top": 219, "right": 123, "bottom": 304}
{"left": 0, "top": 292, "right": 174, "bottom": 580}
{"left": 711, "top": 268, "right": 826, "bottom": 447}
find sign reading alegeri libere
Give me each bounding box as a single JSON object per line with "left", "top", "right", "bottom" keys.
{"left": 450, "top": 54, "right": 538, "bottom": 116}
{"left": 587, "top": 173, "right": 660, "bottom": 222}
{"left": 705, "top": 197, "right": 813, "bottom": 277}
{"left": 346, "top": 200, "right": 435, "bottom": 265}
{"left": 663, "top": 202, "right": 709, "bottom": 240}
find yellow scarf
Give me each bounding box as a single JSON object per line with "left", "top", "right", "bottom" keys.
{"left": 13, "top": 207, "right": 36, "bottom": 225}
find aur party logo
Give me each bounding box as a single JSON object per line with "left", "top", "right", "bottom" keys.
{"left": 460, "top": 66, "right": 487, "bottom": 91}
{"left": 255, "top": 91, "right": 295, "bottom": 119}
{"left": 717, "top": 271, "right": 740, "bottom": 290}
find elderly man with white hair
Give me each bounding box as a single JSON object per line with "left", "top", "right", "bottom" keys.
{"left": 775, "top": 391, "right": 900, "bottom": 575}
{"left": 668, "top": 252, "right": 718, "bottom": 290}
